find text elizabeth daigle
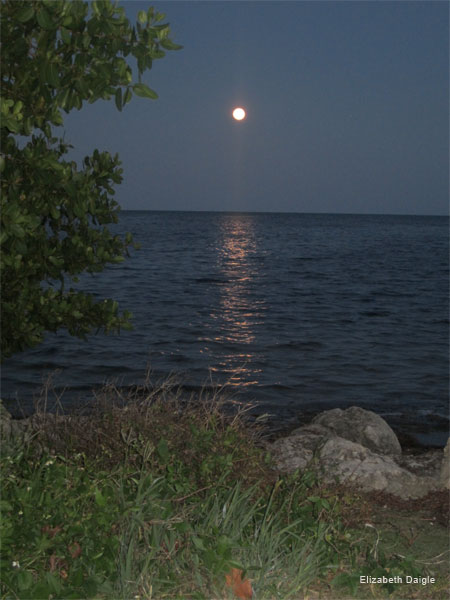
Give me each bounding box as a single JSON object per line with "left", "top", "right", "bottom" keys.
{"left": 360, "top": 575, "right": 436, "bottom": 586}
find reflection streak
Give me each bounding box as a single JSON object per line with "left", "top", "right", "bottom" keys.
{"left": 205, "top": 215, "right": 266, "bottom": 387}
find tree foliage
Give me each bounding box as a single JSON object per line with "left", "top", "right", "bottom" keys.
{"left": 0, "top": 0, "right": 182, "bottom": 360}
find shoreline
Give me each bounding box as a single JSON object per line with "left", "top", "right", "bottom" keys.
{"left": 4, "top": 395, "right": 449, "bottom": 452}
{"left": 263, "top": 408, "right": 449, "bottom": 451}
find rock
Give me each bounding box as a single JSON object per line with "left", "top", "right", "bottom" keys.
{"left": 312, "top": 406, "right": 402, "bottom": 457}
{"left": 318, "top": 438, "right": 439, "bottom": 499}
{"left": 0, "top": 400, "right": 32, "bottom": 452}
{"left": 440, "top": 438, "right": 450, "bottom": 490}
{"left": 397, "top": 449, "right": 443, "bottom": 479}
{"left": 267, "top": 406, "right": 444, "bottom": 499}
{"left": 268, "top": 424, "right": 332, "bottom": 473}
{"left": 0, "top": 400, "right": 12, "bottom": 439}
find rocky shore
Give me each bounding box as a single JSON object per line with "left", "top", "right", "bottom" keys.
{"left": 2, "top": 400, "right": 449, "bottom": 501}
{"left": 266, "top": 406, "right": 449, "bottom": 499}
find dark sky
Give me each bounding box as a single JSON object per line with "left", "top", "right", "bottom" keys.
{"left": 63, "top": 0, "right": 449, "bottom": 215}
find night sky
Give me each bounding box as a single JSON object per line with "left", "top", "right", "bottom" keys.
{"left": 63, "top": 0, "right": 449, "bottom": 215}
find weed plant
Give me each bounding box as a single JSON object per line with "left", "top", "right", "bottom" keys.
{"left": 1, "top": 376, "right": 446, "bottom": 599}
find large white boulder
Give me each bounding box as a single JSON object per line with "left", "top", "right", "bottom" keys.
{"left": 318, "top": 437, "right": 439, "bottom": 499}
{"left": 312, "top": 406, "right": 402, "bottom": 456}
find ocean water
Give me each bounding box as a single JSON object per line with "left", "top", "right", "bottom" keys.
{"left": 2, "top": 212, "right": 449, "bottom": 444}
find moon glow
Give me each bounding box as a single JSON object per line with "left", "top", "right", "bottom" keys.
{"left": 232, "top": 107, "right": 246, "bottom": 121}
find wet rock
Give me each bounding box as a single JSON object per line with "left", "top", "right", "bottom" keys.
{"left": 312, "top": 406, "right": 401, "bottom": 456}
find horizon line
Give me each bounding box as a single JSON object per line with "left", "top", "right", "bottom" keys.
{"left": 119, "top": 208, "right": 449, "bottom": 218}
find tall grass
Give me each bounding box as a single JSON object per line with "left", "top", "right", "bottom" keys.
{"left": 1, "top": 375, "right": 445, "bottom": 599}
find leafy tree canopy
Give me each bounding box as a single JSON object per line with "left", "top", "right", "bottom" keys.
{"left": 0, "top": 0, "right": 182, "bottom": 360}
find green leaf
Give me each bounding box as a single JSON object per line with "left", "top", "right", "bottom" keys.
{"left": 157, "top": 26, "right": 169, "bottom": 40}
{"left": 3, "top": 116, "right": 20, "bottom": 133}
{"left": 13, "top": 100, "right": 24, "bottom": 115}
{"left": 133, "top": 83, "right": 158, "bottom": 99}
{"left": 16, "top": 5, "right": 34, "bottom": 23}
{"left": 137, "top": 10, "right": 148, "bottom": 24}
{"left": 150, "top": 49, "right": 165, "bottom": 59}
{"left": 46, "top": 571, "right": 62, "bottom": 594}
{"left": 115, "top": 88, "right": 122, "bottom": 112}
{"left": 94, "top": 488, "right": 106, "bottom": 507}
{"left": 60, "top": 27, "right": 71, "bottom": 45}
{"left": 123, "top": 87, "right": 132, "bottom": 105}
{"left": 156, "top": 438, "right": 169, "bottom": 463}
{"left": 1, "top": 99, "right": 14, "bottom": 109}
{"left": 17, "top": 571, "right": 33, "bottom": 591}
{"left": 153, "top": 23, "right": 170, "bottom": 31}
{"left": 82, "top": 32, "right": 91, "bottom": 49}
{"left": 192, "top": 536, "right": 205, "bottom": 551}
{"left": 321, "top": 498, "right": 331, "bottom": 510}
{"left": 160, "top": 39, "right": 183, "bottom": 51}
{"left": 84, "top": 576, "right": 98, "bottom": 596}
{"left": 57, "top": 88, "right": 71, "bottom": 109}
{"left": 36, "top": 7, "right": 54, "bottom": 30}
{"left": 91, "top": 1, "right": 100, "bottom": 17}
{"left": 45, "top": 63, "right": 60, "bottom": 87}
{"left": 31, "top": 582, "right": 53, "bottom": 598}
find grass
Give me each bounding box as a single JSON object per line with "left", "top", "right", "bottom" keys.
{"left": 1, "top": 374, "right": 448, "bottom": 599}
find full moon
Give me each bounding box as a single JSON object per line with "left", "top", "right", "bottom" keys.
{"left": 232, "top": 107, "right": 246, "bottom": 121}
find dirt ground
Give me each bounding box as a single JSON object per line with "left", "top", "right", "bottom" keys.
{"left": 364, "top": 489, "right": 449, "bottom": 575}
{"left": 341, "top": 489, "right": 449, "bottom": 599}
{"left": 304, "top": 485, "right": 449, "bottom": 600}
